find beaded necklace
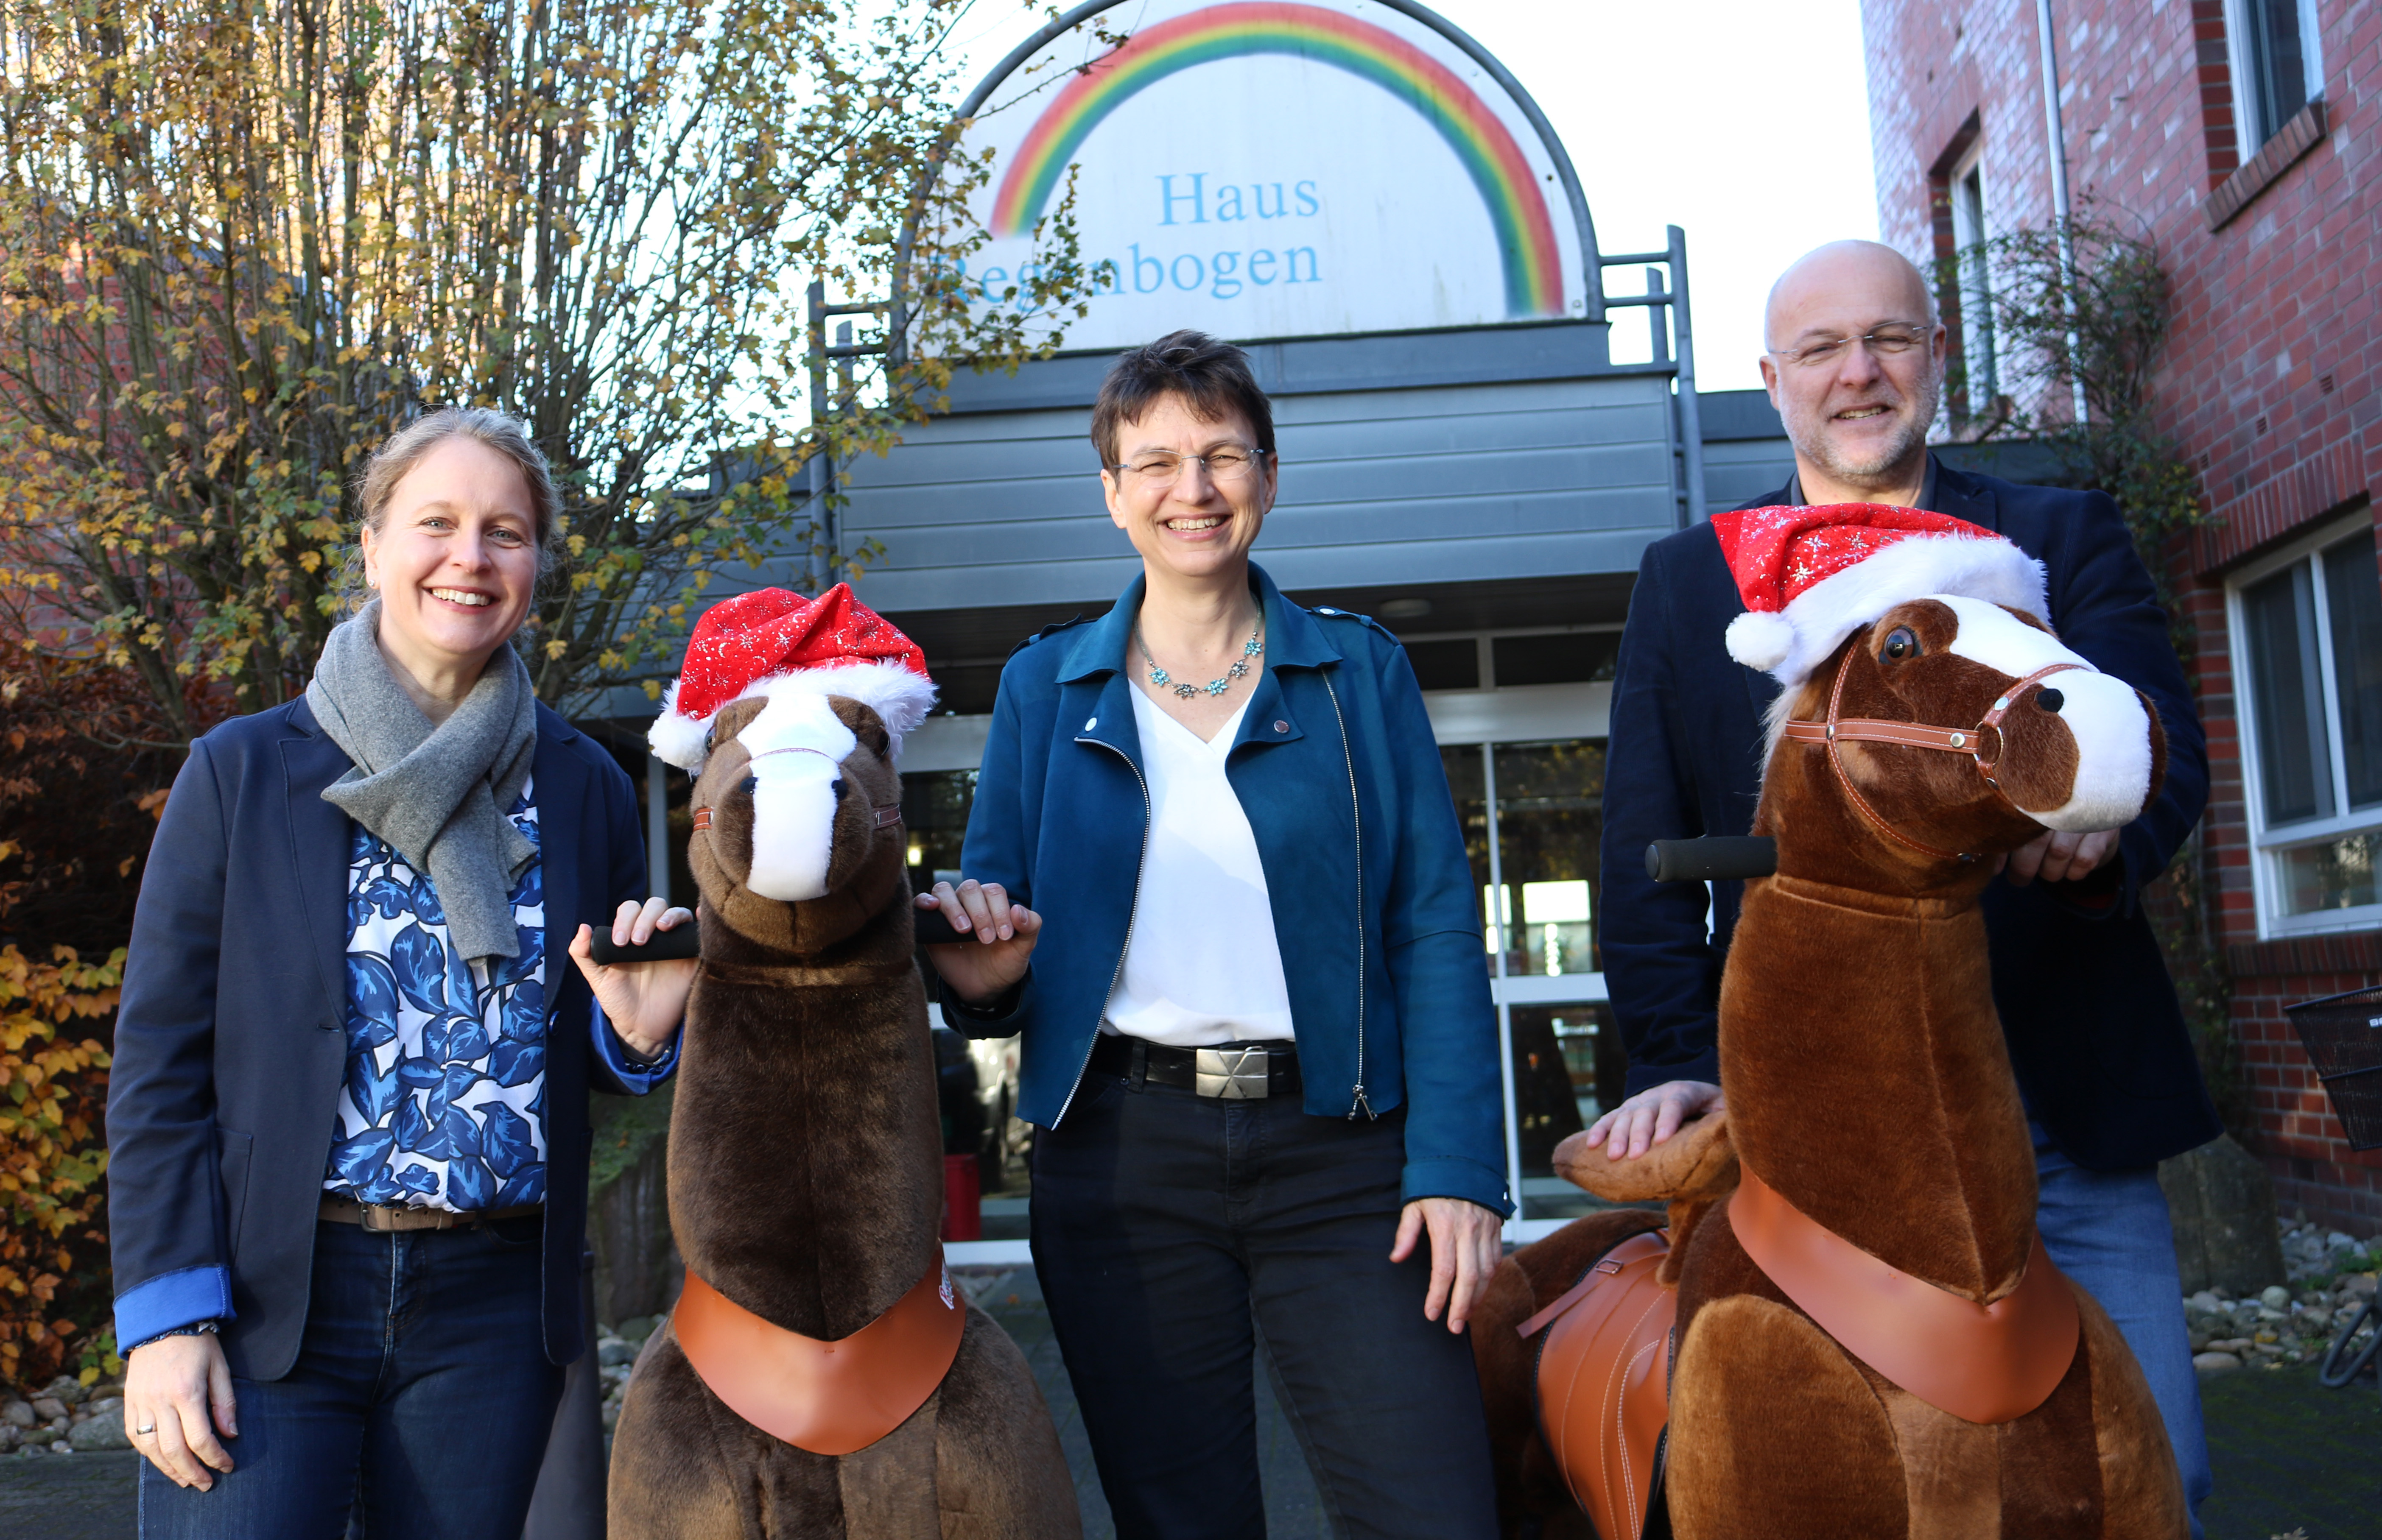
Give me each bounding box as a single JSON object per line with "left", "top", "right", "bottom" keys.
{"left": 1137, "top": 616, "right": 1265, "bottom": 700}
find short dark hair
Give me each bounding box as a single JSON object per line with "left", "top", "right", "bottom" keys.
{"left": 1090, "top": 330, "right": 1275, "bottom": 469}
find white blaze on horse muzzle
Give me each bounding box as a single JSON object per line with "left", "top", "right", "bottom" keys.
{"left": 1938, "top": 596, "right": 2155, "bottom": 833}
{"left": 736, "top": 692, "right": 860, "bottom": 902}
{"left": 2029, "top": 672, "right": 2155, "bottom": 832}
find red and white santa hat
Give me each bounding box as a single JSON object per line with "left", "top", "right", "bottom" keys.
{"left": 648, "top": 583, "right": 937, "bottom": 771}
{"left": 1713, "top": 504, "right": 2048, "bottom": 689}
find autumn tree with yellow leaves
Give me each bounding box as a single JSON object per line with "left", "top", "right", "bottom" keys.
{"left": 0, "top": 0, "right": 1090, "bottom": 736}
{"left": 0, "top": 939, "right": 117, "bottom": 1390}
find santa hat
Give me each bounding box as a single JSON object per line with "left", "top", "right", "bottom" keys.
{"left": 1712, "top": 504, "right": 2048, "bottom": 689}
{"left": 649, "top": 584, "right": 937, "bottom": 771}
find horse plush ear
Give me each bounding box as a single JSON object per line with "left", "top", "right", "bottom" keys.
{"left": 830, "top": 697, "right": 892, "bottom": 760}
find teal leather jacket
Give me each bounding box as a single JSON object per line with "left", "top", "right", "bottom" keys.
{"left": 947, "top": 564, "right": 1511, "bottom": 1215}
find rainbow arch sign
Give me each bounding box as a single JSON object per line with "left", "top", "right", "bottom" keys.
{"left": 953, "top": 0, "right": 1588, "bottom": 348}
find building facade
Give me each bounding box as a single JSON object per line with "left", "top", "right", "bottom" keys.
{"left": 652, "top": 0, "right": 1805, "bottom": 1249}
{"left": 1864, "top": 0, "right": 2382, "bottom": 1229}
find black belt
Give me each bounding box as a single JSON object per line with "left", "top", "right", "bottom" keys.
{"left": 1089, "top": 1034, "right": 1301, "bottom": 1099}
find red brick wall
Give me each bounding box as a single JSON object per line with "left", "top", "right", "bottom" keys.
{"left": 1864, "top": 0, "right": 2382, "bottom": 1231}
{"left": 2234, "top": 962, "right": 2382, "bottom": 1230}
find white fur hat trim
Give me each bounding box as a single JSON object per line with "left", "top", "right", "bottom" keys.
{"left": 648, "top": 659, "right": 938, "bottom": 773}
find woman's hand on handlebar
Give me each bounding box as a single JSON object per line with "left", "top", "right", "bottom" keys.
{"left": 570, "top": 896, "right": 697, "bottom": 1057}
{"left": 917, "top": 879, "right": 1041, "bottom": 1005}
{"left": 124, "top": 1332, "right": 236, "bottom": 1490}
{"left": 1583, "top": 1079, "right": 1724, "bottom": 1161}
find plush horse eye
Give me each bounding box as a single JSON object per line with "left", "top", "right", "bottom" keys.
{"left": 1880, "top": 627, "right": 1921, "bottom": 663}
{"left": 741, "top": 774, "right": 759, "bottom": 796}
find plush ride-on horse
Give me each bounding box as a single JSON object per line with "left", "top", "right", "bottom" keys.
{"left": 1473, "top": 508, "right": 2190, "bottom": 1540}
{"left": 610, "top": 586, "right": 1081, "bottom": 1540}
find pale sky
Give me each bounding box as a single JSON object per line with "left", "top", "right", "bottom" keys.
{"left": 936, "top": 0, "right": 1880, "bottom": 394}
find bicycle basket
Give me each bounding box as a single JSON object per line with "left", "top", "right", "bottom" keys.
{"left": 2284, "top": 985, "right": 2382, "bottom": 1152}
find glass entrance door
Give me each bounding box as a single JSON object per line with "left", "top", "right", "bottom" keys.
{"left": 1442, "top": 737, "right": 1620, "bottom": 1224}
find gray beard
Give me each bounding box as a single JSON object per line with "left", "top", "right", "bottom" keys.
{"left": 1788, "top": 373, "right": 1941, "bottom": 491}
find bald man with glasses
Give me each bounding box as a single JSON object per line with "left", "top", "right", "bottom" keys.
{"left": 1592, "top": 240, "right": 2220, "bottom": 1531}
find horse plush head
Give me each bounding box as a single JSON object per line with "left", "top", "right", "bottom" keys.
{"left": 687, "top": 689, "right": 910, "bottom": 952}
{"left": 1716, "top": 504, "right": 2167, "bottom": 887}
{"left": 1765, "top": 594, "right": 2168, "bottom": 881}
{"left": 650, "top": 584, "right": 937, "bottom": 956}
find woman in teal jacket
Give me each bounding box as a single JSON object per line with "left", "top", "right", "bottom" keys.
{"left": 922, "top": 331, "right": 1507, "bottom": 1540}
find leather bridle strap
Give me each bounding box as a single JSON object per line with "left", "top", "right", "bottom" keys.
{"left": 1780, "top": 651, "right": 2090, "bottom": 865}
{"left": 690, "top": 804, "right": 901, "bottom": 832}
{"left": 1969, "top": 663, "right": 2089, "bottom": 786}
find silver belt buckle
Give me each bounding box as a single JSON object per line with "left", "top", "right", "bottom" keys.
{"left": 1194, "top": 1046, "right": 1271, "bottom": 1099}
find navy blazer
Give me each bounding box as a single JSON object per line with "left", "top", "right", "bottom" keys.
{"left": 106, "top": 698, "right": 669, "bottom": 1378}
{"left": 1597, "top": 458, "right": 2222, "bottom": 1171}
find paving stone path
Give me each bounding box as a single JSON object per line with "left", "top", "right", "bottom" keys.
{"left": 973, "top": 1267, "right": 1328, "bottom": 1540}
{"left": 3, "top": 1291, "right": 2368, "bottom": 1538}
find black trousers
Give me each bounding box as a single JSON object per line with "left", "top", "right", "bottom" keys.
{"left": 1030, "top": 1065, "right": 1500, "bottom": 1540}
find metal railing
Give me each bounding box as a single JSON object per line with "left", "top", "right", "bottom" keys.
{"left": 1598, "top": 225, "right": 1707, "bottom": 527}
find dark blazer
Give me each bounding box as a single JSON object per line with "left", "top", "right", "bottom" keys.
{"left": 1597, "top": 458, "right": 2222, "bottom": 1171}
{"left": 106, "top": 698, "right": 657, "bottom": 1378}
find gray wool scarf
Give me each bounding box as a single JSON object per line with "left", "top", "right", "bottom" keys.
{"left": 306, "top": 597, "right": 539, "bottom": 962}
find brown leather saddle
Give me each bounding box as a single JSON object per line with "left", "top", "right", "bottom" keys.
{"left": 1520, "top": 1228, "right": 1677, "bottom": 1540}
{"left": 1518, "top": 1173, "right": 2085, "bottom": 1540}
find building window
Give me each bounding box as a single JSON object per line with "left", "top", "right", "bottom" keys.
{"left": 2230, "top": 513, "right": 2382, "bottom": 933}
{"left": 1948, "top": 155, "right": 1998, "bottom": 409}
{"left": 2228, "top": 0, "right": 2325, "bottom": 148}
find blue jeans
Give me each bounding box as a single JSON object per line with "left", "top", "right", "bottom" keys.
{"left": 139, "top": 1216, "right": 565, "bottom": 1539}
{"left": 2033, "top": 1130, "right": 2213, "bottom": 1538}
{"left": 1031, "top": 1067, "right": 1500, "bottom": 1540}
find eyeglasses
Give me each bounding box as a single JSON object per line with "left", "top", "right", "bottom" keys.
{"left": 1106, "top": 448, "right": 1272, "bottom": 491}
{"left": 1769, "top": 324, "right": 1935, "bottom": 370}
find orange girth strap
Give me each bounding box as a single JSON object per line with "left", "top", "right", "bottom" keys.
{"left": 674, "top": 1247, "right": 965, "bottom": 1455}
{"left": 1727, "top": 1163, "right": 2079, "bottom": 1424}
{"left": 1521, "top": 1230, "right": 1676, "bottom": 1540}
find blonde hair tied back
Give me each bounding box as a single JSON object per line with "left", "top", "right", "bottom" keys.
{"left": 344, "top": 407, "right": 564, "bottom": 605}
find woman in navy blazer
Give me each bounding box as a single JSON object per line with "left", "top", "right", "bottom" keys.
{"left": 107, "top": 409, "right": 694, "bottom": 1537}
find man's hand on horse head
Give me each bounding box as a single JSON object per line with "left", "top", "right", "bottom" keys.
{"left": 1997, "top": 828, "right": 2121, "bottom": 888}
{"left": 1585, "top": 1080, "right": 1725, "bottom": 1161}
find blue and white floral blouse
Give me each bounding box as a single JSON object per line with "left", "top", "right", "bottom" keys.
{"left": 327, "top": 781, "right": 551, "bottom": 1211}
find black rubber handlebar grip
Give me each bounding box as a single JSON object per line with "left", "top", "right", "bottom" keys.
{"left": 584, "top": 907, "right": 971, "bottom": 963}
{"left": 1644, "top": 837, "right": 1779, "bottom": 883}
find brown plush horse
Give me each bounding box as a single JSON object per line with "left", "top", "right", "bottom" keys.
{"left": 1476, "top": 578, "right": 2190, "bottom": 1538}
{"left": 611, "top": 587, "right": 1080, "bottom": 1539}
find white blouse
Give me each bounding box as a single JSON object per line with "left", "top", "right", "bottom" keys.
{"left": 1101, "top": 688, "right": 1297, "bottom": 1047}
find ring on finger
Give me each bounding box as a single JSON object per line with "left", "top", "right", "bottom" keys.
{"left": 135, "top": 1423, "right": 156, "bottom": 1436}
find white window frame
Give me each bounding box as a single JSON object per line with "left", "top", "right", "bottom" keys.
{"left": 1946, "top": 140, "right": 1999, "bottom": 410}
{"left": 2225, "top": 507, "right": 2382, "bottom": 939}
{"left": 2225, "top": 0, "right": 2327, "bottom": 150}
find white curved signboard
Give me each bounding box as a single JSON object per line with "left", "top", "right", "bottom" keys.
{"left": 951, "top": 0, "right": 1591, "bottom": 350}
